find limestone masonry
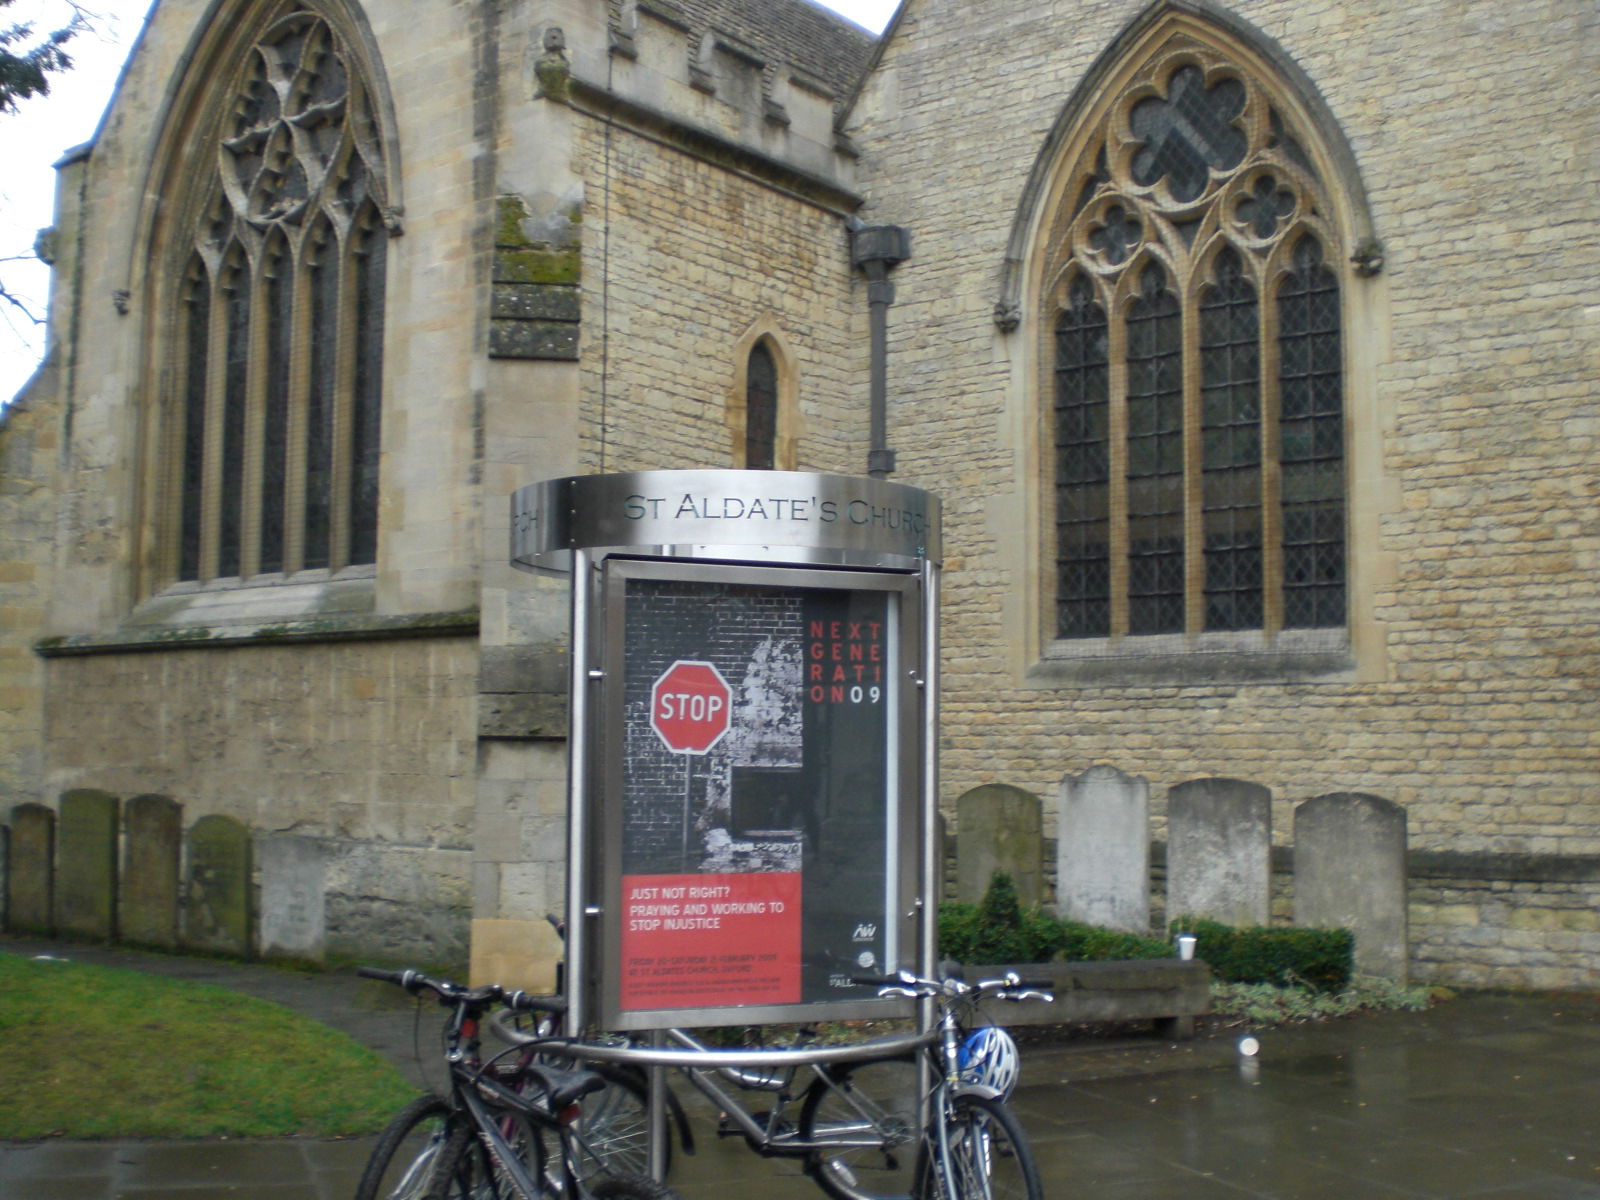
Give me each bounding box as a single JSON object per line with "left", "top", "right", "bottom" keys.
{"left": 2, "top": 0, "right": 1596, "bottom": 989}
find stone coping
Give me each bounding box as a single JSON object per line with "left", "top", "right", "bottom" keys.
{"left": 34, "top": 608, "right": 480, "bottom": 657}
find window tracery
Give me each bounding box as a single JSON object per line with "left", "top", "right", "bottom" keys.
{"left": 166, "top": 8, "right": 392, "bottom": 585}
{"left": 1044, "top": 34, "right": 1346, "bottom": 645}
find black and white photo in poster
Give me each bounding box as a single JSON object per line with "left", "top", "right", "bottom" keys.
{"left": 619, "top": 576, "right": 895, "bottom": 1006}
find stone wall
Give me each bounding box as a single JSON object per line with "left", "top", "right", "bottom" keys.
{"left": 567, "top": 114, "right": 864, "bottom": 477}
{"left": 0, "top": 375, "right": 58, "bottom": 809}
{"left": 38, "top": 636, "right": 478, "bottom": 962}
{"left": 850, "top": 2, "right": 1600, "bottom": 857}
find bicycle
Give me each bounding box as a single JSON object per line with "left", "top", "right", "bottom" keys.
{"left": 836, "top": 967, "right": 1049, "bottom": 1200}
{"left": 498, "top": 965, "right": 1050, "bottom": 1200}
{"left": 353, "top": 966, "right": 680, "bottom": 1200}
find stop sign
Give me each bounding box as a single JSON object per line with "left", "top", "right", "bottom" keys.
{"left": 650, "top": 660, "right": 732, "bottom": 755}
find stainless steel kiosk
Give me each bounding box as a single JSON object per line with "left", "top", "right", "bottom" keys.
{"left": 511, "top": 470, "right": 941, "bottom": 1036}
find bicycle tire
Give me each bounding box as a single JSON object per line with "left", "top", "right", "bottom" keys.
{"left": 590, "top": 1173, "right": 684, "bottom": 1200}
{"left": 355, "top": 1094, "right": 458, "bottom": 1200}
{"left": 568, "top": 1064, "right": 662, "bottom": 1181}
{"left": 798, "top": 1057, "right": 921, "bottom": 1200}
{"left": 425, "top": 1118, "right": 531, "bottom": 1200}
{"left": 912, "top": 1093, "right": 1041, "bottom": 1200}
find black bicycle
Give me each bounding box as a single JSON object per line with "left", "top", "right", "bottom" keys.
{"left": 353, "top": 966, "right": 679, "bottom": 1200}
{"left": 495, "top": 963, "right": 1049, "bottom": 1200}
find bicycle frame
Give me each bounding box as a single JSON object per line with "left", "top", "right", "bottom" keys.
{"left": 495, "top": 969, "right": 1050, "bottom": 1198}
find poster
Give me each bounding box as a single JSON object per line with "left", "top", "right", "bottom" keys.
{"left": 617, "top": 577, "right": 895, "bottom": 1012}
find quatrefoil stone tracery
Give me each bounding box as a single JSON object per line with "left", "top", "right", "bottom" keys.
{"left": 1089, "top": 204, "right": 1143, "bottom": 265}
{"left": 1236, "top": 174, "right": 1296, "bottom": 239}
{"left": 220, "top": 18, "right": 358, "bottom": 230}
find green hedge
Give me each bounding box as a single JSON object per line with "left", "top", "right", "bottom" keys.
{"left": 938, "top": 873, "right": 1354, "bottom": 990}
{"left": 938, "top": 872, "right": 1169, "bottom": 964}
{"left": 1173, "top": 917, "right": 1354, "bottom": 990}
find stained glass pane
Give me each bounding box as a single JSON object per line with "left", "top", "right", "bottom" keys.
{"left": 259, "top": 240, "right": 292, "bottom": 575}
{"left": 1130, "top": 66, "right": 1246, "bottom": 202}
{"left": 745, "top": 342, "right": 777, "bottom": 471}
{"left": 1278, "top": 237, "right": 1345, "bottom": 628}
{"left": 218, "top": 248, "right": 250, "bottom": 579}
{"left": 349, "top": 207, "right": 385, "bottom": 566}
{"left": 170, "top": 11, "right": 387, "bottom": 587}
{"left": 1125, "top": 265, "right": 1184, "bottom": 635}
{"left": 304, "top": 224, "right": 337, "bottom": 571}
{"left": 1200, "top": 249, "right": 1262, "bottom": 631}
{"left": 1055, "top": 277, "right": 1111, "bottom": 638}
{"left": 178, "top": 258, "right": 210, "bottom": 583}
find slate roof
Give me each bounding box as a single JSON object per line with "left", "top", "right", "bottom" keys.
{"left": 635, "top": 0, "right": 879, "bottom": 101}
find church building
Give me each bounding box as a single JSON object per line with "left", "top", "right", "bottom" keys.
{"left": 3, "top": 0, "right": 1596, "bottom": 988}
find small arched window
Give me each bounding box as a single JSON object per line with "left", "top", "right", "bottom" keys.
{"left": 745, "top": 341, "right": 778, "bottom": 470}
{"left": 164, "top": 8, "right": 392, "bottom": 584}
{"left": 1045, "top": 40, "right": 1346, "bottom": 643}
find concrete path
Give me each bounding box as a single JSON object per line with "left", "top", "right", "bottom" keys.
{"left": 3, "top": 935, "right": 1599, "bottom": 1198}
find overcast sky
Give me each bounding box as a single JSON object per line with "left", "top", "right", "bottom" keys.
{"left": 0, "top": 0, "right": 899, "bottom": 407}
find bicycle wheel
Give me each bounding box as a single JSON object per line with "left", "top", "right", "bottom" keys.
{"left": 913, "top": 1094, "right": 1041, "bottom": 1200}
{"left": 426, "top": 1115, "right": 546, "bottom": 1200}
{"left": 568, "top": 1065, "right": 659, "bottom": 1181}
{"left": 355, "top": 1094, "right": 457, "bottom": 1200}
{"left": 798, "top": 1057, "right": 920, "bottom": 1200}
{"left": 590, "top": 1173, "right": 683, "bottom": 1200}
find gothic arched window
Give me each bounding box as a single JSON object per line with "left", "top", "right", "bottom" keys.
{"left": 165, "top": 8, "right": 393, "bottom": 584}
{"left": 1044, "top": 40, "right": 1346, "bottom": 644}
{"left": 745, "top": 340, "right": 778, "bottom": 470}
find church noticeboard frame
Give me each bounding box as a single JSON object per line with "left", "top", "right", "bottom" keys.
{"left": 596, "top": 558, "right": 922, "bottom": 1030}
{"left": 511, "top": 470, "right": 941, "bottom": 1034}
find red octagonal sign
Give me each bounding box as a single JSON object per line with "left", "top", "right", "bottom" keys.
{"left": 650, "top": 660, "right": 732, "bottom": 755}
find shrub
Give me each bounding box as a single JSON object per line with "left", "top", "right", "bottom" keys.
{"left": 1211, "top": 976, "right": 1431, "bottom": 1023}
{"left": 938, "top": 873, "right": 1168, "bottom": 964}
{"left": 1172, "top": 917, "right": 1354, "bottom": 990}
{"left": 1056, "top": 921, "right": 1170, "bottom": 962}
{"left": 936, "top": 875, "right": 1357, "bottom": 987}
{"left": 938, "top": 874, "right": 1066, "bottom": 964}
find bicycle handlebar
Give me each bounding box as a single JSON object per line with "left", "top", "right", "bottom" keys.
{"left": 848, "top": 970, "right": 1055, "bottom": 1002}
{"left": 356, "top": 966, "right": 567, "bottom": 1015}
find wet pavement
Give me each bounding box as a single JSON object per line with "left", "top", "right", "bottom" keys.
{"left": 4, "top": 934, "right": 1600, "bottom": 1198}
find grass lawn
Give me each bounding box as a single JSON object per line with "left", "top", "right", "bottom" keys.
{"left": 0, "top": 952, "right": 416, "bottom": 1140}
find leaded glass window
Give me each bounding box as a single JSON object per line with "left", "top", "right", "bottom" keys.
{"left": 745, "top": 341, "right": 778, "bottom": 470}
{"left": 1044, "top": 41, "right": 1346, "bottom": 643}
{"left": 168, "top": 9, "right": 392, "bottom": 585}
{"left": 1053, "top": 277, "right": 1111, "bottom": 638}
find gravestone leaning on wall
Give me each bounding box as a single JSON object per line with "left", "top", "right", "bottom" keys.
{"left": 956, "top": 784, "right": 1043, "bottom": 906}
{"left": 1057, "top": 764, "right": 1150, "bottom": 932}
{"left": 1297, "top": 792, "right": 1409, "bottom": 983}
{"left": 184, "top": 814, "right": 252, "bottom": 956}
{"left": 1166, "top": 777, "right": 1272, "bottom": 927}
{"left": 121, "top": 794, "right": 182, "bottom": 949}
{"left": 8, "top": 803, "right": 55, "bottom": 934}
{"left": 56, "top": 789, "right": 119, "bottom": 940}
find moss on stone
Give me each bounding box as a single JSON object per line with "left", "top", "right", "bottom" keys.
{"left": 494, "top": 195, "right": 581, "bottom": 283}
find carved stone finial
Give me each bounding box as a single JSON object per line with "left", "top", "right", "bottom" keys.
{"left": 993, "top": 300, "right": 1022, "bottom": 333}
{"left": 534, "top": 28, "right": 571, "bottom": 101}
{"left": 1351, "top": 236, "right": 1384, "bottom": 277}
{"left": 34, "top": 227, "right": 57, "bottom": 266}
{"left": 381, "top": 205, "right": 405, "bottom": 236}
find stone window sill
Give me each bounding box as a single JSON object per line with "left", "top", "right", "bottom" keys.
{"left": 36, "top": 571, "right": 478, "bottom": 656}
{"left": 1026, "top": 628, "right": 1354, "bottom": 686}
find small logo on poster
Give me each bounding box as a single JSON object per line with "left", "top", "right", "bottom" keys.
{"left": 852, "top": 922, "right": 877, "bottom": 942}
{"left": 856, "top": 951, "right": 876, "bottom": 969}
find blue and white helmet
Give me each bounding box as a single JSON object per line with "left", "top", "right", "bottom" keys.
{"left": 958, "top": 1025, "right": 1020, "bottom": 1098}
